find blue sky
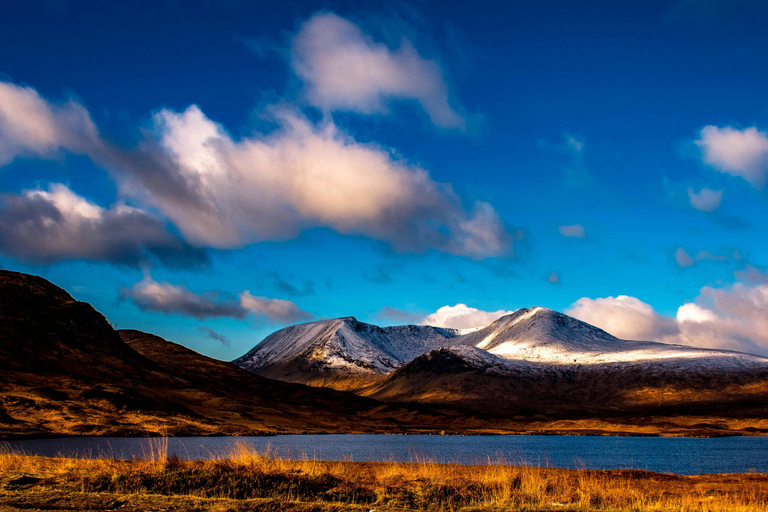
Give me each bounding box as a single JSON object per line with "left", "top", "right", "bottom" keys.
{"left": 1, "top": 0, "right": 768, "bottom": 359}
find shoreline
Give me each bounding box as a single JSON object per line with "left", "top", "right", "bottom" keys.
{"left": 3, "top": 426, "right": 768, "bottom": 441}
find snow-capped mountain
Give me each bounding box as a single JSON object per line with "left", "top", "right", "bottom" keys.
{"left": 234, "top": 306, "right": 768, "bottom": 414}
{"left": 233, "top": 316, "right": 462, "bottom": 386}
{"left": 235, "top": 307, "right": 768, "bottom": 385}
{"left": 454, "top": 307, "right": 768, "bottom": 368}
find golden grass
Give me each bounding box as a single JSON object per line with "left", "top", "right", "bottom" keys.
{"left": 1, "top": 440, "right": 767, "bottom": 511}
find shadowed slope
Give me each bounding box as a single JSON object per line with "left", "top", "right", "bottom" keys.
{"left": 361, "top": 344, "right": 768, "bottom": 419}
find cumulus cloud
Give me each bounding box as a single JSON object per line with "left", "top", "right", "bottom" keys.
{"left": 0, "top": 184, "right": 206, "bottom": 267}
{"left": 567, "top": 296, "right": 680, "bottom": 343}
{"left": 291, "top": 12, "right": 464, "bottom": 128}
{"left": 0, "top": 82, "right": 100, "bottom": 165}
{"left": 145, "top": 104, "right": 510, "bottom": 258}
{"left": 123, "top": 276, "right": 311, "bottom": 324}
{"left": 696, "top": 126, "right": 768, "bottom": 188}
{"left": 0, "top": 81, "right": 511, "bottom": 260}
{"left": 568, "top": 285, "right": 768, "bottom": 356}
{"left": 687, "top": 187, "right": 722, "bottom": 211}
{"left": 676, "top": 283, "right": 768, "bottom": 355}
{"left": 421, "top": 303, "right": 514, "bottom": 330}
{"left": 558, "top": 224, "right": 585, "bottom": 238}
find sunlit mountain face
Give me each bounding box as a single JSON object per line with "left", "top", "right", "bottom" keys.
{"left": 1, "top": 1, "right": 768, "bottom": 366}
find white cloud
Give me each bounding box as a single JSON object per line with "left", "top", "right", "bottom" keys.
{"left": 687, "top": 187, "right": 722, "bottom": 211}
{"left": 568, "top": 285, "right": 768, "bottom": 356}
{"left": 239, "top": 291, "right": 313, "bottom": 323}
{"left": 291, "top": 12, "right": 465, "bottom": 129}
{"left": 0, "top": 184, "right": 205, "bottom": 267}
{"left": 567, "top": 295, "right": 680, "bottom": 343}
{"left": 675, "top": 247, "right": 694, "bottom": 267}
{"left": 676, "top": 283, "right": 768, "bottom": 355}
{"left": 421, "top": 303, "right": 514, "bottom": 330}
{"left": 548, "top": 271, "right": 560, "bottom": 284}
{"left": 0, "top": 82, "right": 100, "bottom": 165}
{"left": 0, "top": 81, "right": 512, "bottom": 260}
{"left": 558, "top": 224, "right": 585, "bottom": 238}
{"left": 148, "top": 104, "right": 510, "bottom": 258}
{"left": 123, "top": 276, "right": 311, "bottom": 324}
{"left": 696, "top": 126, "right": 768, "bottom": 188}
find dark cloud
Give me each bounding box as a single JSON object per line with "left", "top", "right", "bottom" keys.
{"left": 122, "top": 276, "right": 311, "bottom": 324}
{"left": 269, "top": 272, "right": 315, "bottom": 297}
{"left": 364, "top": 264, "right": 394, "bottom": 284}
{"left": 0, "top": 184, "right": 207, "bottom": 268}
{"left": 122, "top": 277, "right": 246, "bottom": 320}
{"left": 199, "top": 326, "right": 230, "bottom": 346}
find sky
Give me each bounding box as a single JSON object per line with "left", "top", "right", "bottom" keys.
{"left": 1, "top": 0, "right": 768, "bottom": 360}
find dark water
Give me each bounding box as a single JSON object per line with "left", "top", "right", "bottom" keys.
{"left": 4, "top": 434, "right": 768, "bottom": 475}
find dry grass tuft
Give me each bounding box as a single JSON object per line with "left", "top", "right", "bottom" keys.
{"left": 1, "top": 441, "right": 767, "bottom": 511}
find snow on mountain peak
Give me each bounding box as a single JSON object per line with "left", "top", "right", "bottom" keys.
{"left": 455, "top": 306, "right": 768, "bottom": 366}
{"left": 235, "top": 306, "right": 768, "bottom": 380}
{"left": 234, "top": 316, "right": 462, "bottom": 375}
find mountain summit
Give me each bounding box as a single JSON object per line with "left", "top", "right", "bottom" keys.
{"left": 233, "top": 316, "right": 462, "bottom": 389}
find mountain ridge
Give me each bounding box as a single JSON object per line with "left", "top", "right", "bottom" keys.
{"left": 3, "top": 269, "right": 768, "bottom": 437}
{"left": 234, "top": 306, "right": 768, "bottom": 418}
{"left": 235, "top": 306, "right": 768, "bottom": 383}
{"left": 0, "top": 270, "right": 514, "bottom": 438}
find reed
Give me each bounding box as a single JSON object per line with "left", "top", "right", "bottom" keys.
{"left": 1, "top": 441, "right": 766, "bottom": 511}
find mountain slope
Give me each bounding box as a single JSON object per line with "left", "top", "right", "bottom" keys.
{"left": 234, "top": 316, "right": 461, "bottom": 389}
{"left": 362, "top": 334, "right": 768, "bottom": 417}
{"left": 0, "top": 270, "right": 497, "bottom": 438}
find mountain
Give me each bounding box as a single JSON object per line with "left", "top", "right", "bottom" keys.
{"left": 236, "top": 306, "right": 768, "bottom": 422}
{"left": 3, "top": 270, "right": 767, "bottom": 438}
{"left": 362, "top": 309, "right": 768, "bottom": 416}
{"left": 234, "top": 316, "right": 462, "bottom": 389}
{"left": 453, "top": 307, "right": 765, "bottom": 366}
{"left": 0, "top": 270, "right": 503, "bottom": 438}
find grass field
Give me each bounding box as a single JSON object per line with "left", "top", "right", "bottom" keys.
{"left": 1, "top": 440, "right": 767, "bottom": 511}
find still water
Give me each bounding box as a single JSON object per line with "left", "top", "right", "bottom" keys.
{"left": 5, "top": 434, "right": 768, "bottom": 475}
